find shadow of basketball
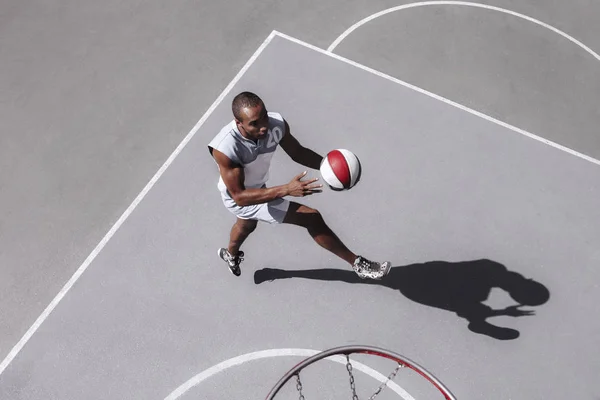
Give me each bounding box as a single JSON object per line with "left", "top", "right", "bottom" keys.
{"left": 254, "top": 259, "right": 550, "bottom": 340}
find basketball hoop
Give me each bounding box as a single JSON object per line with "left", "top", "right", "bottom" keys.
{"left": 265, "top": 345, "right": 456, "bottom": 400}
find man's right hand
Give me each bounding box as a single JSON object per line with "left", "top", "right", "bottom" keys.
{"left": 286, "top": 171, "right": 323, "bottom": 197}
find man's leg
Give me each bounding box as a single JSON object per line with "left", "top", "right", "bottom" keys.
{"left": 228, "top": 217, "right": 258, "bottom": 256}
{"left": 282, "top": 202, "right": 356, "bottom": 265}
{"left": 282, "top": 202, "right": 391, "bottom": 279}
{"left": 219, "top": 217, "right": 257, "bottom": 276}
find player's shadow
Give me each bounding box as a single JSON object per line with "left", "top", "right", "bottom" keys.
{"left": 254, "top": 259, "right": 550, "bottom": 340}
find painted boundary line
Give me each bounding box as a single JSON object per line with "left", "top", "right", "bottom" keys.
{"left": 0, "top": 30, "right": 279, "bottom": 377}
{"left": 271, "top": 31, "right": 600, "bottom": 167}
{"left": 163, "top": 348, "right": 415, "bottom": 400}
{"left": 327, "top": 1, "right": 600, "bottom": 63}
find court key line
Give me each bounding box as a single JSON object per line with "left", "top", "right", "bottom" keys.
{"left": 0, "top": 30, "right": 280, "bottom": 377}
{"left": 271, "top": 30, "right": 600, "bottom": 167}
{"left": 163, "top": 348, "right": 415, "bottom": 400}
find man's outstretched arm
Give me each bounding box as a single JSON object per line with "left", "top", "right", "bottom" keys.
{"left": 279, "top": 120, "right": 323, "bottom": 170}
{"left": 211, "top": 148, "right": 321, "bottom": 207}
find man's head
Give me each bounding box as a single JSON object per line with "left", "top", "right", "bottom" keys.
{"left": 232, "top": 91, "right": 269, "bottom": 140}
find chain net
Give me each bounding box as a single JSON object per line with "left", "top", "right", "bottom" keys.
{"left": 290, "top": 354, "right": 405, "bottom": 400}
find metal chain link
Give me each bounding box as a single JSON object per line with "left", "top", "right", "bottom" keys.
{"left": 294, "top": 373, "right": 305, "bottom": 400}
{"left": 346, "top": 354, "right": 359, "bottom": 400}
{"left": 367, "top": 363, "right": 405, "bottom": 400}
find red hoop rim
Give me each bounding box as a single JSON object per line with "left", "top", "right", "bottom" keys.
{"left": 264, "top": 345, "right": 456, "bottom": 400}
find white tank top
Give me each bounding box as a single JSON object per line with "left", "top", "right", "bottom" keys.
{"left": 207, "top": 112, "right": 286, "bottom": 200}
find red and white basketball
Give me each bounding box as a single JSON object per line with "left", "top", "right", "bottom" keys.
{"left": 319, "top": 149, "right": 362, "bottom": 191}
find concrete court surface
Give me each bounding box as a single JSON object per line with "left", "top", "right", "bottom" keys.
{"left": 1, "top": 0, "right": 600, "bottom": 399}
{"left": 2, "top": 0, "right": 600, "bottom": 373}
{"left": 0, "top": 32, "right": 599, "bottom": 399}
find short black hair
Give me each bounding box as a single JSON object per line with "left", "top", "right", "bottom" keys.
{"left": 232, "top": 91, "right": 263, "bottom": 121}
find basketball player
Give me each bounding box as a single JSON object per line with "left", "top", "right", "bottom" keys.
{"left": 208, "top": 92, "right": 391, "bottom": 279}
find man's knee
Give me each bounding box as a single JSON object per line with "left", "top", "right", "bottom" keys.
{"left": 283, "top": 202, "right": 324, "bottom": 227}
{"left": 237, "top": 218, "right": 258, "bottom": 233}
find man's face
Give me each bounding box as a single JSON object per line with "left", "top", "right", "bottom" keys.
{"left": 236, "top": 103, "right": 269, "bottom": 140}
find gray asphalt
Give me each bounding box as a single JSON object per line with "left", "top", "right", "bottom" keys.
{"left": 0, "top": 0, "right": 403, "bottom": 365}
{"left": 1, "top": 34, "right": 599, "bottom": 399}
{"left": 2, "top": 0, "right": 600, "bottom": 399}
{"left": 0, "top": 0, "right": 224, "bottom": 359}
{"left": 331, "top": 1, "right": 600, "bottom": 160}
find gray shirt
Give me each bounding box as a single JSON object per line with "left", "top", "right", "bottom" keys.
{"left": 208, "top": 112, "right": 286, "bottom": 200}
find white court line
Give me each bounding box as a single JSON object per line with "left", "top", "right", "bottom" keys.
{"left": 271, "top": 31, "right": 600, "bottom": 167}
{"left": 0, "top": 30, "right": 279, "bottom": 377}
{"left": 326, "top": 0, "right": 600, "bottom": 63}
{"left": 163, "top": 348, "right": 415, "bottom": 400}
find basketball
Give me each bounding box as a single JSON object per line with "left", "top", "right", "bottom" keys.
{"left": 319, "top": 149, "right": 362, "bottom": 191}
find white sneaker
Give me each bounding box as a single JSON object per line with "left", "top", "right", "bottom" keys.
{"left": 352, "top": 255, "right": 391, "bottom": 279}
{"left": 218, "top": 248, "right": 244, "bottom": 276}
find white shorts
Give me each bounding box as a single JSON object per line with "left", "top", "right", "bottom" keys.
{"left": 221, "top": 191, "right": 290, "bottom": 224}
